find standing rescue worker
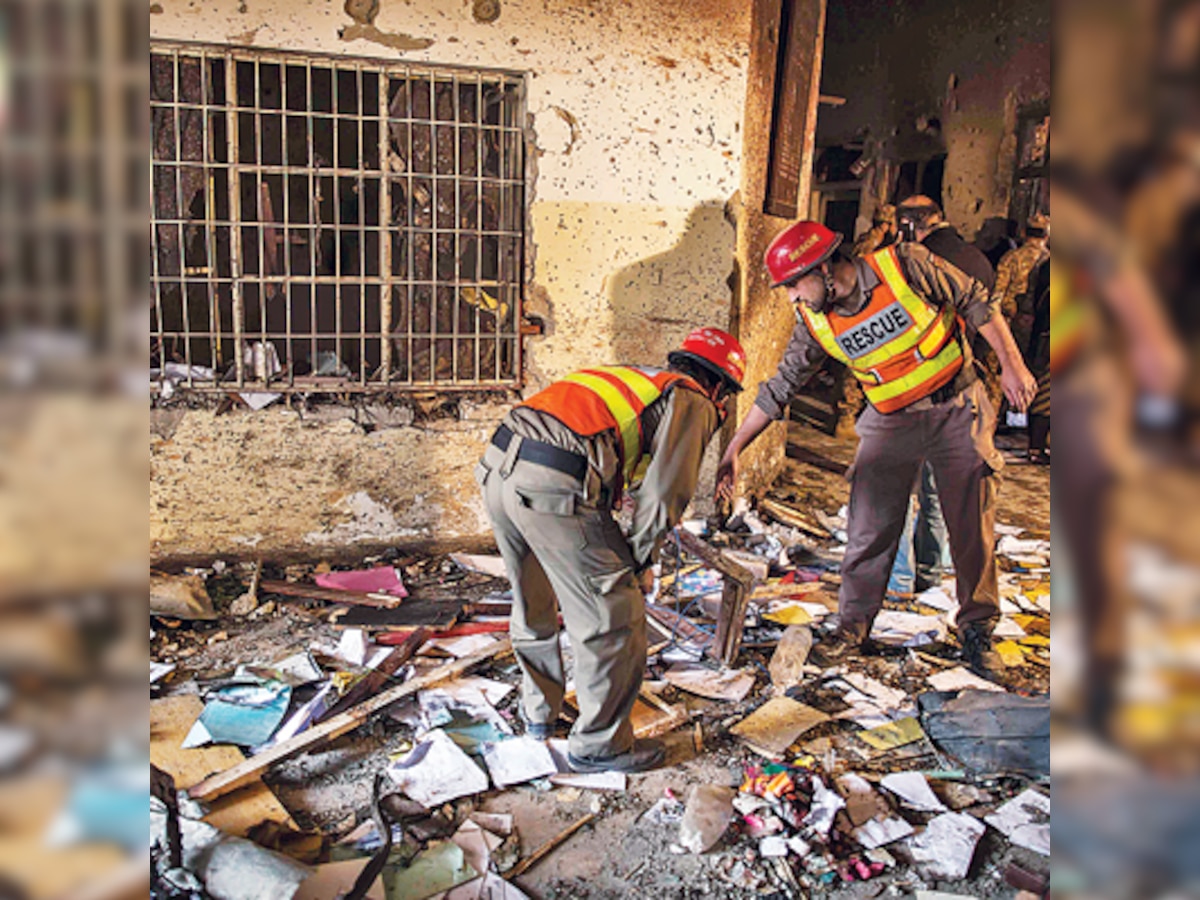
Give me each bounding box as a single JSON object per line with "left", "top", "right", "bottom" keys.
{"left": 478, "top": 329, "right": 747, "bottom": 772}
{"left": 715, "top": 221, "right": 1036, "bottom": 680}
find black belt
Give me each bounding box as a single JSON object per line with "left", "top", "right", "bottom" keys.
{"left": 492, "top": 424, "right": 589, "bottom": 481}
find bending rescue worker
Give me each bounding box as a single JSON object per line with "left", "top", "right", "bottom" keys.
{"left": 716, "top": 221, "right": 1037, "bottom": 680}
{"left": 477, "top": 328, "right": 748, "bottom": 772}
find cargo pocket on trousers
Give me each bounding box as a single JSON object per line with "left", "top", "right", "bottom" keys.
{"left": 585, "top": 566, "right": 643, "bottom": 634}
{"left": 967, "top": 391, "right": 1006, "bottom": 474}
{"left": 513, "top": 486, "right": 587, "bottom": 550}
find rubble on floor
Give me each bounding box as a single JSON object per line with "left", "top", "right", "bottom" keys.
{"left": 150, "top": 487, "right": 1050, "bottom": 898}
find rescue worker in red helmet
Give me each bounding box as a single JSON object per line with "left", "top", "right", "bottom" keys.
{"left": 478, "top": 328, "right": 746, "bottom": 772}
{"left": 716, "top": 221, "right": 1036, "bottom": 681}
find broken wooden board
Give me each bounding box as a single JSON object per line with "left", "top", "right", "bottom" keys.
{"left": 758, "top": 498, "right": 829, "bottom": 539}
{"left": 730, "top": 697, "right": 829, "bottom": 759}
{"left": 190, "top": 639, "right": 512, "bottom": 803}
{"left": 331, "top": 600, "right": 461, "bottom": 632}
{"left": 150, "top": 695, "right": 297, "bottom": 837}
{"left": 674, "top": 529, "right": 756, "bottom": 666}
{"left": 749, "top": 580, "right": 825, "bottom": 602}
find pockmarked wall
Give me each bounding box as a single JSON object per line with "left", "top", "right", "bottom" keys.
{"left": 150, "top": 0, "right": 759, "bottom": 560}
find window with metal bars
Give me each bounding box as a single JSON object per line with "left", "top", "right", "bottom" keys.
{"left": 150, "top": 43, "right": 526, "bottom": 395}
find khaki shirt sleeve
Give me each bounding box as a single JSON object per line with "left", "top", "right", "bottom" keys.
{"left": 897, "top": 241, "right": 997, "bottom": 332}
{"left": 752, "top": 318, "right": 829, "bottom": 421}
{"left": 627, "top": 387, "right": 719, "bottom": 573}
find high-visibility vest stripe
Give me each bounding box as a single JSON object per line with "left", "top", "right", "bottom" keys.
{"left": 523, "top": 365, "right": 702, "bottom": 486}
{"left": 800, "top": 247, "right": 963, "bottom": 413}
{"left": 563, "top": 371, "right": 642, "bottom": 480}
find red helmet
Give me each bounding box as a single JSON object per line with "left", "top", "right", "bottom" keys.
{"left": 764, "top": 221, "right": 843, "bottom": 287}
{"left": 669, "top": 327, "right": 747, "bottom": 393}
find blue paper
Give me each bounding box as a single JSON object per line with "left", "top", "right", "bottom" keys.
{"left": 198, "top": 680, "right": 292, "bottom": 747}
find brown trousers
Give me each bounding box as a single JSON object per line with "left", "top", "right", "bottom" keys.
{"left": 839, "top": 380, "right": 1004, "bottom": 637}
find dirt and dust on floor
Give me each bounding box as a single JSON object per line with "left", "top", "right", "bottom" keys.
{"left": 149, "top": 421, "right": 1051, "bottom": 900}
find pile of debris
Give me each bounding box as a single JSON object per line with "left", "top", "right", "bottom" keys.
{"left": 149, "top": 495, "right": 1050, "bottom": 899}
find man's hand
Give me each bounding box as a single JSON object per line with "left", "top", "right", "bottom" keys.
{"left": 715, "top": 452, "right": 738, "bottom": 503}
{"left": 1001, "top": 362, "right": 1038, "bottom": 412}
{"left": 637, "top": 567, "right": 656, "bottom": 597}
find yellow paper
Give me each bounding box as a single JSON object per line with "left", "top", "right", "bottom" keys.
{"left": 764, "top": 605, "right": 813, "bottom": 626}
{"left": 1018, "top": 634, "right": 1050, "bottom": 647}
{"left": 858, "top": 716, "right": 924, "bottom": 751}
{"left": 995, "top": 640, "right": 1025, "bottom": 666}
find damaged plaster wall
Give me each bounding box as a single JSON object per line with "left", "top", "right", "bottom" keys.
{"left": 817, "top": 0, "right": 1049, "bottom": 237}
{"left": 150, "top": 0, "right": 754, "bottom": 559}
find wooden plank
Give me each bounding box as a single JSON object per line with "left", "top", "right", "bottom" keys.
{"left": 759, "top": 497, "right": 829, "bottom": 539}
{"left": 150, "top": 695, "right": 297, "bottom": 836}
{"left": 331, "top": 601, "right": 461, "bottom": 632}
{"left": 317, "top": 628, "right": 429, "bottom": 723}
{"left": 189, "top": 639, "right": 512, "bottom": 803}
{"left": 674, "top": 530, "right": 755, "bottom": 588}
{"left": 261, "top": 579, "right": 404, "bottom": 609}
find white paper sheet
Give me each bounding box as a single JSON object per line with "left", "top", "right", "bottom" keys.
{"left": 983, "top": 788, "right": 1050, "bottom": 856}
{"left": 853, "top": 816, "right": 915, "bottom": 849}
{"left": 481, "top": 736, "right": 558, "bottom": 788}
{"left": 424, "top": 634, "right": 503, "bottom": 658}
{"left": 880, "top": 772, "right": 947, "bottom": 812}
{"left": 388, "top": 729, "right": 490, "bottom": 806}
{"left": 926, "top": 667, "right": 1007, "bottom": 693}
{"left": 903, "top": 812, "right": 985, "bottom": 880}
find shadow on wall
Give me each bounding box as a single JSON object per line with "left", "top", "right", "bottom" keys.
{"left": 607, "top": 200, "right": 736, "bottom": 367}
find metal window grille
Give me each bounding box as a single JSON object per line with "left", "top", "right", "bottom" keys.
{"left": 0, "top": 0, "right": 147, "bottom": 373}
{"left": 150, "top": 42, "right": 525, "bottom": 394}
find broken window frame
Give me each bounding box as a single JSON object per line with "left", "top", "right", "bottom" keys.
{"left": 150, "top": 41, "right": 528, "bottom": 395}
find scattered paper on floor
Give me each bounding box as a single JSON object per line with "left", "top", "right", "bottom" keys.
{"left": 387, "top": 729, "right": 490, "bottom": 807}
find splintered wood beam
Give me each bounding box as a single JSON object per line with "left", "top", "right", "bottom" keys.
{"left": 189, "top": 639, "right": 511, "bottom": 804}
{"left": 673, "top": 529, "right": 757, "bottom": 666}
{"left": 259, "top": 579, "right": 405, "bottom": 609}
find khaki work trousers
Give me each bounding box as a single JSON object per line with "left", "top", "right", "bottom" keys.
{"left": 476, "top": 438, "right": 646, "bottom": 759}
{"left": 839, "top": 380, "right": 1004, "bottom": 638}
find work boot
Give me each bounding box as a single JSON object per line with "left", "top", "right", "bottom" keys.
{"left": 568, "top": 738, "right": 666, "bottom": 773}
{"left": 809, "top": 628, "right": 864, "bottom": 668}
{"left": 960, "top": 625, "right": 1005, "bottom": 683}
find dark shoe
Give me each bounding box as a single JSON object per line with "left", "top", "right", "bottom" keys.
{"left": 960, "top": 626, "right": 1006, "bottom": 682}
{"left": 521, "top": 714, "right": 565, "bottom": 740}
{"left": 809, "top": 629, "right": 863, "bottom": 668}
{"left": 567, "top": 738, "right": 666, "bottom": 773}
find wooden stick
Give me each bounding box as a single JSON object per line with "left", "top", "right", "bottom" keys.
{"left": 505, "top": 813, "right": 597, "bottom": 881}
{"left": 758, "top": 498, "right": 829, "bottom": 539}
{"left": 189, "top": 639, "right": 511, "bottom": 803}
{"left": 260, "top": 579, "right": 405, "bottom": 609}
{"left": 674, "top": 530, "right": 755, "bottom": 588}
{"left": 318, "top": 628, "right": 429, "bottom": 722}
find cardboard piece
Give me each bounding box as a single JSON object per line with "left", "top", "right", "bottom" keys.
{"left": 664, "top": 664, "right": 755, "bottom": 702}
{"left": 731, "top": 698, "right": 829, "bottom": 758}
{"left": 150, "top": 695, "right": 296, "bottom": 837}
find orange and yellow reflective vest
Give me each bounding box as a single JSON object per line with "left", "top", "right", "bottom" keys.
{"left": 799, "top": 246, "right": 964, "bottom": 413}
{"left": 1048, "top": 256, "right": 1090, "bottom": 374}
{"left": 521, "top": 365, "right": 703, "bottom": 487}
